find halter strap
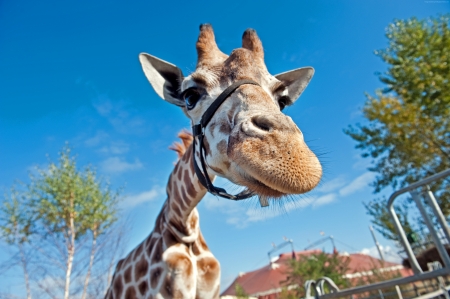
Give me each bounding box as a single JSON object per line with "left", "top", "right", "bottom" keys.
{"left": 192, "top": 79, "right": 259, "bottom": 200}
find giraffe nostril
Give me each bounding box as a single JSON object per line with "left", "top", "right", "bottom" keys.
{"left": 251, "top": 115, "right": 274, "bottom": 132}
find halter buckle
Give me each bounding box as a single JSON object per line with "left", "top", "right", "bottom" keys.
{"left": 192, "top": 124, "right": 203, "bottom": 137}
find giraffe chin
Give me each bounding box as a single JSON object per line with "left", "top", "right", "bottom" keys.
{"left": 236, "top": 174, "right": 286, "bottom": 198}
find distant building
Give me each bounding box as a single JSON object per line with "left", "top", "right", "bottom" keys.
{"left": 221, "top": 249, "right": 413, "bottom": 299}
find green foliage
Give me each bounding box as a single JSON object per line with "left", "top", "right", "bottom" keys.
{"left": 28, "top": 145, "right": 119, "bottom": 239}
{"left": 344, "top": 15, "right": 450, "bottom": 242}
{"left": 234, "top": 283, "right": 249, "bottom": 298}
{"left": 0, "top": 144, "right": 123, "bottom": 298}
{"left": 280, "top": 252, "right": 350, "bottom": 298}
{"left": 0, "top": 186, "right": 34, "bottom": 245}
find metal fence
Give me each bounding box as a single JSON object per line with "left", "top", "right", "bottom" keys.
{"left": 305, "top": 169, "right": 450, "bottom": 299}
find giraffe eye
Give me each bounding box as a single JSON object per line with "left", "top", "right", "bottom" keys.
{"left": 278, "top": 96, "right": 289, "bottom": 111}
{"left": 182, "top": 88, "right": 203, "bottom": 110}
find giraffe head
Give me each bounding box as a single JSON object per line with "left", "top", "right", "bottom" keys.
{"left": 140, "top": 24, "right": 322, "bottom": 201}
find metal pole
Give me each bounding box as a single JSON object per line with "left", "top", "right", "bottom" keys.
{"left": 423, "top": 185, "right": 450, "bottom": 245}
{"left": 411, "top": 191, "right": 450, "bottom": 268}
{"left": 388, "top": 201, "right": 423, "bottom": 274}
{"left": 370, "top": 226, "right": 385, "bottom": 262}
{"left": 395, "top": 285, "right": 403, "bottom": 299}
{"left": 330, "top": 236, "right": 336, "bottom": 252}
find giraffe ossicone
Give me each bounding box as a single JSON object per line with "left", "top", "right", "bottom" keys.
{"left": 105, "top": 24, "right": 322, "bottom": 299}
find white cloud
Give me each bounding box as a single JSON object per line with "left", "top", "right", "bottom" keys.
{"left": 85, "top": 131, "right": 109, "bottom": 147}
{"left": 315, "top": 176, "right": 346, "bottom": 193}
{"left": 94, "top": 99, "right": 113, "bottom": 116}
{"left": 339, "top": 172, "right": 375, "bottom": 196}
{"left": 100, "top": 157, "right": 143, "bottom": 174}
{"left": 93, "top": 98, "right": 145, "bottom": 134}
{"left": 360, "top": 245, "right": 402, "bottom": 264}
{"left": 312, "top": 193, "right": 337, "bottom": 208}
{"left": 352, "top": 153, "right": 372, "bottom": 170}
{"left": 125, "top": 186, "right": 164, "bottom": 208}
{"left": 98, "top": 140, "right": 130, "bottom": 154}
{"left": 204, "top": 193, "right": 313, "bottom": 228}
{"left": 200, "top": 171, "right": 373, "bottom": 227}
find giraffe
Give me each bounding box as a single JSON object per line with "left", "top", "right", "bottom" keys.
{"left": 105, "top": 24, "right": 322, "bottom": 299}
{"left": 105, "top": 130, "right": 219, "bottom": 299}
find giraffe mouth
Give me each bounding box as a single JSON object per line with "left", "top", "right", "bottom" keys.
{"left": 234, "top": 167, "right": 286, "bottom": 198}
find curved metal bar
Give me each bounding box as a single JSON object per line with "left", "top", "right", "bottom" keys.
{"left": 424, "top": 185, "right": 450, "bottom": 244}
{"left": 411, "top": 190, "right": 450, "bottom": 268}
{"left": 317, "top": 277, "right": 340, "bottom": 294}
{"left": 386, "top": 169, "right": 450, "bottom": 274}
{"left": 304, "top": 280, "right": 317, "bottom": 299}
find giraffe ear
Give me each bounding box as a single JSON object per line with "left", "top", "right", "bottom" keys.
{"left": 274, "top": 67, "right": 314, "bottom": 103}
{"left": 139, "top": 53, "right": 185, "bottom": 107}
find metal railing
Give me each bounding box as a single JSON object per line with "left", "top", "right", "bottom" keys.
{"left": 305, "top": 169, "right": 450, "bottom": 299}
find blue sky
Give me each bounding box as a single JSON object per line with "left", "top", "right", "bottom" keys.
{"left": 1, "top": 0, "right": 448, "bottom": 294}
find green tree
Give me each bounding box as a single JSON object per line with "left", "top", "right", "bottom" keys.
{"left": 234, "top": 283, "right": 249, "bottom": 299}
{"left": 344, "top": 15, "right": 450, "bottom": 242}
{"left": 280, "top": 252, "right": 350, "bottom": 298}
{"left": 0, "top": 145, "right": 124, "bottom": 299}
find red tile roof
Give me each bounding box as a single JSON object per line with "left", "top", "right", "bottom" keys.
{"left": 221, "top": 250, "right": 413, "bottom": 298}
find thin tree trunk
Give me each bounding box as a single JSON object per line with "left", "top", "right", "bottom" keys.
{"left": 64, "top": 215, "right": 75, "bottom": 299}
{"left": 81, "top": 230, "right": 97, "bottom": 299}
{"left": 18, "top": 240, "right": 32, "bottom": 299}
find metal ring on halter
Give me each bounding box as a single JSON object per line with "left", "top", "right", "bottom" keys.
{"left": 191, "top": 79, "right": 260, "bottom": 201}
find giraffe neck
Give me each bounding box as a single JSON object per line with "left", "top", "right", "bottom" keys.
{"left": 163, "top": 143, "right": 214, "bottom": 243}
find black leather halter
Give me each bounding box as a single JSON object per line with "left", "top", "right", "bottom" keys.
{"left": 191, "top": 79, "right": 259, "bottom": 200}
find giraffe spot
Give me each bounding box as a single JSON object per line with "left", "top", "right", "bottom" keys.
{"left": 165, "top": 252, "right": 193, "bottom": 279}
{"left": 209, "top": 165, "right": 224, "bottom": 175}
{"left": 182, "top": 146, "right": 191, "bottom": 162}
{"left": 223, "top": 160, "right": 231, "bottom": 170}
{"left": 177, "top": 168, "right": 183, "bottom": 181}
{"left": 171, "top": 219, "right": 188, "bottom": 237}
{"left": 153, "top": 213, "right": 164, "bottom": 235}
{"left": 217, "top": 139, "right": 227, "bottom": 155}
{"left": 183, "top": 168, "right": 189, "bottom": 182}
{"left": 124, "top": 266, "right": 132, "bottom": 283}
{"left": 161, "top": 277, "right": 174, "bottom": 298}
{"left": 138, "top": 281, "right": 148, "bottom": 296}
{"left": 219, "top": 122, "right": 231, "bottom": 135}
{"left": 163, "top": 230, "right": 178, "bottom": 247}
{"left": 116, "top": 259, "right": 124, "bottom": 271}
{"left": 226, "top": 101, "right": 239, "bottom": 123}
{"left": 209, "top": 122, "right": 216, "bottom": 138}
{"left": 124, "top": 286, "right": 137, "bottom": 299}
{"left": 160, "top": 275, "right": 173, "bottom": 297}
{"left": 134, "top": 258, "right": 149, "bottom": 280}
{"left": 197, "top": 256, "right": 220, "bottom": 286}
{"left": 172, "top": 182, "right": 181, "bottom": 202}
{"left": 113, "top": 276, "right": 123, "bottom": 298}
{"left": 151, "top": 239, "right": 163, "bottom": 264}
{"left": 192, "top": 241, "right": 201, "bottom": 256}
{"left": 188, "top": 154, "right": 195, "bottom": 173}
{"left": 183, "top": 174, "right": 197, "bottom": 198}
{"left": 203, "top": 138, "right": 211, "bottom": 157}
{"left": 150, "top": 267, "right": 162, "bottom": 289}
{"left": 172, "top": 203, "right": 182, "bottom": 218}
{"left": 178, "top": 188, "right": 188, "bottom": 210}
{"left": 135, "top": 243, "right": 143, "bottom": 258}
